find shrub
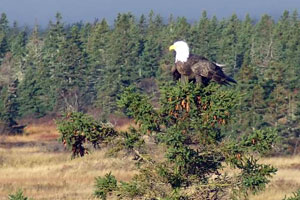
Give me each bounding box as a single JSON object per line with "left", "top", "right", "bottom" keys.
{"left": 56, "top": 111, "right": 117, "bottom": 158}
{"left": 92, "top": 82, "right": 278, "bottom": 199}
{"left": 94, "top": 172, "right": 118, "bottom": 200}
{"left": 8, "top": 190, "right": 32, "bottom": 200}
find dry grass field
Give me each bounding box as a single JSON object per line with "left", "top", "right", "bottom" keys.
{"left": 0, "top": 122, "right": 137, "bottom": 200}
{"left": 0, "top": 122, "right": 299, "bottom": 200}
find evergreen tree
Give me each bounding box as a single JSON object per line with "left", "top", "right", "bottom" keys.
{"left": 218, "top": 13, "right": 241, "bottom": 75}
{"left": 95, "top": 13, "right": 141, "bottom": 117}
{"left": 138, "top": 36, "right": 162, "bottom": 78}
{"left": 89, "top": 82, "right": 278, "bottom": 199}
{"left": 189, "top": 11, "right": 211, "bottom": 57}
{"left": 236, "top": 14, "right": 254, "bottom": 67}
{"left": 138, "top": 13, "right": 164, "bottom": 79}
{"left": 233, "top": 64, "right": 263, "bottom": 136}
{"left": 10, "top": 30, "right": 27, "bottom": 80}
{"left": 87, "top": 19, "right": 110, "bottom": 67}
{"left": 86, "top": 19, "right": 111, "bottom": 104}
{"left": 0, "top": 13, "right": 9, "bottom": 63}
{"left": 251, "top": 14, "right": 275, "bottom": 68}
{"left": 0, "top": 79, "right": 21, "bottom": 134}
{"left": 17, "top": 25, "right": 48, "bottom": 117}
{"left": 56, "top": 25, "right": 89, "bottom": 111}
{"left": 39, "top": 12, "right": 67, "bottom": 112}
{"left": 107, "top": 13, "right": 140, "bottom": 66}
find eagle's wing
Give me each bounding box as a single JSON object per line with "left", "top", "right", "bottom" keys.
{"left": 176, "top": 61, "right": 193, "bottom": 76}
{"left": 190, "top": 55, "right": 236, "bottom": 85}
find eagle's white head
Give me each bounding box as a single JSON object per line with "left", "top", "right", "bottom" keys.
{"left": 169, "top": 41, "right": 190, "bottom": 63}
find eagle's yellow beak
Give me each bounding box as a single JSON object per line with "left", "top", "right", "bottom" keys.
{"left": 169, "top": 45, "right": 175, "bottom": 51}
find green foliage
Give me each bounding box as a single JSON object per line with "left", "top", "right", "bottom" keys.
{"left": 56, "top": 112, "right": 117, "bottom": 158}
{"left": 0, "top": 13, "right": 9, "bottom": 62}
{"left": 94, "top": 173, "right": 145, "bottom": 200}
{"left": 0, "top": 79, "right": 23, "bottom": 134}
{"left": 121, "top": 127, "right": 145, "bottom": 150}
{"left": 118, "top": 86, "right": 160, "bottom": 133}
{"left": 8, "top": 189, "right": 32, "bottom": 200}
{"left": 138, "top": 36, "right": 162, "bottom": 78}
{"left": 159, "top": 82, "right": 237, "bottom": 132}
{"left": 10, "top": 30, "right": 27, "bottom": 58}
{"left": 36, "top": 13, "right": 66, "bottom": 112}
{"left": 94, "top": 82, "right": 277, "bottom": 199}
{"left": 94, "top": 172, "right": 117, "bottom": 200}
{"left": 17, "top": 67, "right": 47, "bottom": 118}
{"left": 239, "top": 128, "right": 279, "bottom": 155}
{"left": 117, "top": 181, "right": 145, "bottom": 199}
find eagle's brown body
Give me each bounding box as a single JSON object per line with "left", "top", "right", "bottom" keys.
{"left": 172, "top": 54, "right": 236, "bottom": 85}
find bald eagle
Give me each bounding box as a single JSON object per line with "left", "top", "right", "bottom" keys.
{"left": 169, "top": 41, "right": 236, "bottom": 85}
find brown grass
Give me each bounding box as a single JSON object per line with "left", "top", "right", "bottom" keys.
{"left": 249, "top": 156, "right": 300, "bottom": 200}
{"left": 0, "top": 123, "right": 137, "bottom": 200}
{"left": 0, "top": 123, "right": 299, "bottom": 200}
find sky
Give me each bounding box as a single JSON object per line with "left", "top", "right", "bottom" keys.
{"left": 1, "top": 0, "right": 300, "bottom": 27}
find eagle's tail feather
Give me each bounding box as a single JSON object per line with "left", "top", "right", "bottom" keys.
{"left": 225, "top": 76, "right": 237, "bottom": 84}
{"left": 214, "top": 62, "right": 226, "bottom": 67}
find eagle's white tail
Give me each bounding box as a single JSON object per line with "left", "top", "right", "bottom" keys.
{"left": 214, "top": 62, "right": 226, "bottom": 67}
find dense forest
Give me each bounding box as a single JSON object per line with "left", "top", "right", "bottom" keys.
{"left": 0, "top": 10, "right": 299, "bottom": 154}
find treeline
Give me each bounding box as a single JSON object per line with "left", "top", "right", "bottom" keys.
{"left": 0, "top": 10, "right": 299, "bottom": 153}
